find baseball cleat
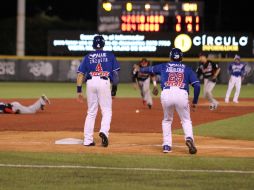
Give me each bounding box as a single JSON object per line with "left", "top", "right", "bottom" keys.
{"left": 41, "top": 94, "right": 50, "bottom": 105}
{"left": 209, "top": 104, "right": 218, "bottom": 111}
{"left": 99, "top": 132, "right": 108, "bottom": 147}
{"left": 185, "top": 137, "right": 197, "bottom": 154}
{"left": 162, "top": 145, "right": 172, "bottom": 153}
{"left": 148, "top": 104, "right": 152, "bottom": 109}
{"left": 84, "top": 142, "right": 96, "bottom": 146}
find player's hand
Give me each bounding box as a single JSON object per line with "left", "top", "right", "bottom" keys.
{"left": 77, "top": 93, "right": 85, "bottom": 103}
{"left": 191, "top": 104, "right": 197, "bottom": 112}
{"left": 133, "top": 64, "right": 140, "bottom": 72}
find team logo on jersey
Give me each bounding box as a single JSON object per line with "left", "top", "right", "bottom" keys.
{"left": 88, "top": 53, "right": 108, "bottom": 64}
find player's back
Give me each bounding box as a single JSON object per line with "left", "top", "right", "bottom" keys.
{"left": 160, "top": 61, "right": 198, "bottom": 93}
{"left": 79, "top": 50, "right": 119, "bottom": 81}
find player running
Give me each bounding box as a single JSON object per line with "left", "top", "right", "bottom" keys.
{"left": 134, "top": 48, "right": 200, "bottom": 154}
{"left": 225, "top": 55, "right": 246, "bottom": 103}
{"left": 196, "top": 52, "right": 220, "bottom": 110}
{"left": 76, "top": 35, "right": 120, "bottom": 147}
{"left": 132, "top": 58, "right": 158, "bottom": 109}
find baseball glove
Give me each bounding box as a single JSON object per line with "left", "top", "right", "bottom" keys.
{"left": 152, "top": 86, "right": 159, "bottom": 96}
{"left": 111, "top": 85, "right": 117, "bottom": 97}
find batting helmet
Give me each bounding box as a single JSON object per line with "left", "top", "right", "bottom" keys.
{"left": 170, "top": 48, "right": 183, "bottom": 61}
{"left": 93, "top": 35, "right": 105, "bottom": 49}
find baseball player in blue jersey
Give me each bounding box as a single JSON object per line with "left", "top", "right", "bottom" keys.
{"left": 76, "top": 35, "right": 120, "bottom": 147}
{"left": 225, "top": 55, "right": 246, "bottom": 103}
{"left": 135, "top": 48, "right": 200, "bottom": 154}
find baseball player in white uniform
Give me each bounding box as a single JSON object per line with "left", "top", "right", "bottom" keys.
{"left": 135, "top": 48, "right": 200, "bottom": 154}
{"left": 76, "top": 35, "right": 120, "bottom": 147}
{"left": 225, "top": 55, "right": 246, "bottom": 103}
{"left": 0, "top": 95, "right": 50, "bottom": 114}
{"left": 196, "top": 53, "right": 221, "bottom": 110}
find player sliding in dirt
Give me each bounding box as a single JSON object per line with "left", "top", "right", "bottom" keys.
{"left": 0, "top": 95, "right": 50, "bottom": 114}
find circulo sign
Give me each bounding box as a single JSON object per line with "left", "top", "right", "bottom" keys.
{"left": 174, "top": 34, "right": 192, "bottom": 52}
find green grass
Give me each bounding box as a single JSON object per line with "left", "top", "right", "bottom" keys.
{"left": 174, "top": 113, "right": 254, "bottom": 140}
{"left": 0, "top": 152, "right": 253, "bottom": 190}
{"left": 0, "top": 82, "right": 253, "bottom": 98}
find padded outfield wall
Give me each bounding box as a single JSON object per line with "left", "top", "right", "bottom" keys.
{"left": 0, "top": 56, "right": 254, "bottom": 84}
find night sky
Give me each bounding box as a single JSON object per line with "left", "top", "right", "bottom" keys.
{"left": 0, "top": 0, "right": 253, "bottom": 33}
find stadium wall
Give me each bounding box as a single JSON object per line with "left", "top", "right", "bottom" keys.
{"left": 0, "top": 56, "right": 253, "bottom": 84}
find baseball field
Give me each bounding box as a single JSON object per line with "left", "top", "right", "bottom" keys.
{"left": 0, "top": 82, "right": 254, "bottom": 190}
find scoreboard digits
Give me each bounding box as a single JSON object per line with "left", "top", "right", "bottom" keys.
{"left": 98, "top": 0, "right": 203, "bottom": 33}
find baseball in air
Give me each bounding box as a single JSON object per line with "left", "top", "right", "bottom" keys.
{"left": 135, "top": 109, "right": 140, "bottom": 113}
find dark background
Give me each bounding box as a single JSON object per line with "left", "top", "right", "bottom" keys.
{"left": 0, "top": 0, "right": 253, "bottom": 55}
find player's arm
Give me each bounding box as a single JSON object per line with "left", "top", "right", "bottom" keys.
{"left": 111, "top": 54, "right": 120, "bottom": 97}
{"left": 189, "top": 69, "right": 200, "bottom": 111}
{"left": 212, "top": 62, "right": 220, "bottom": 80}
{"left": 111, "top": 70, "right": 119, "bottom": 96}
{"left": 140, "top": 64, "right": 162, "bottom": 75}
{"left": 76, "top": 72, "right": 85, "bottom": 103}
{"left": 76, "top": 57, "right": 87, "bottom": 103}
{"left": 151, "top": 74, "right": 157, "bottom": 87}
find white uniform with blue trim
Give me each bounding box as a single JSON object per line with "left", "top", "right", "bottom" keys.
{"left": 225, "top": 60, "right": 245, "bottom": 103}
{"left": 78, "top": 50, "right": 120, "bottom": 145}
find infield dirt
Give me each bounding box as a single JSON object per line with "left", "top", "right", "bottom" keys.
{"left": 0, "top": 98, "right": 253, "bottom": 157}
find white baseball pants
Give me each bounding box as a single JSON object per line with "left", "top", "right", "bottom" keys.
{"left": 11, "top": 98, "right": 46, "bottom": 114}
{"left": 138, "top": 77, "right": 153, "bottom": 106}
{"left": 84, "top": 77, "right": 112, "bottom": 145}
{"left": 160, "top": 87, "right": 194, "bottom": 147}
{"left": 203, "top": 78, "right": 218, "bottom": 106}
{"left": 225, "top": 76, "right": 242, "bottom": 102}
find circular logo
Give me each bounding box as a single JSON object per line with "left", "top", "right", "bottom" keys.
{"left": 174, "top": 34, "right": 192, "bottom": 52}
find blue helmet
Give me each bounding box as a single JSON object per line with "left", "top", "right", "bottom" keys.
{"left": 93, "top": 35, "right": 105, "bottom": 49}
{"left": 170, "top": 48, "right": 183, "bottom": 61}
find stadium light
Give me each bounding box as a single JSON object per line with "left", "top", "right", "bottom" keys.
{"left": 102, "top": 1, "right": 112, "bottom": 12}
{"left": 126, "top": 2, "right": 132, "bottom": 12}
{"left": 145, "top": 3, "right": 151, "bottom": 10}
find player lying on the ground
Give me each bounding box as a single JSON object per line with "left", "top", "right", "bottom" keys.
{"left": 0, "top": 95, "right": 50, "bottom": 114}
{"left": 134, "top": 48, "right": 200, "bottom": 154}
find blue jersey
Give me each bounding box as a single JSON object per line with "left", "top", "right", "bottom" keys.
{"left": 78, "top": 50, "right": 120, "bottom": 81}
{"left": 140, "top": 61, "right": 200, "bottom": 94}
{"left": 228, "top": 62, "right": 245, "bottom": 77}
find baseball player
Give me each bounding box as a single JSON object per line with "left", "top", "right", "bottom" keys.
{"left": 135, "top": 48, "right": 200, "bottom": 154}
{"left": 0, "top": 95, "right": 50, "bottom": 114}
{"left": 76, "top": 35, "right": 120, "bottom": 147}
{"left": 196, "top": 52, "right": 220, "bottom": 110}
{"left": 132, "top": 58, "right": 158, "bottom": 109}
{"left": 225, "top": 55, "right": 246, "bottom": 103}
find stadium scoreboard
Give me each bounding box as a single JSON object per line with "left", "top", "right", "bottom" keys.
{"left": 98, "top": 0, "right": 204, "bottom": 33}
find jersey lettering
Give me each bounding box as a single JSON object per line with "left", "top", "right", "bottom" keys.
{"left": 164, "top": 72, "right": 185, "bottom": 88}
{"left": 90, "top": 63, "right": 110, "bottom": 77}
{"left": 96, "top": 63, "right": 103, "bottom": 72}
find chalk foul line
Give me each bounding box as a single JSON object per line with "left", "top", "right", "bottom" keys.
{"left": 0, "top": 164, "right": 253, "bottom": 174}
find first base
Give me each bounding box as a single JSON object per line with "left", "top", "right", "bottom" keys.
{"left": 55, "top": 138, "right": 83, "bottom": 145}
